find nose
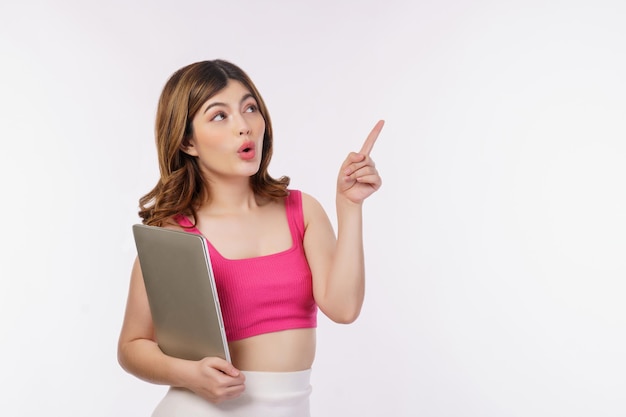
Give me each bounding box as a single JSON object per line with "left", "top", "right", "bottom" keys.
{"left": 235, "top": 113, "right": 251, "bottom": 136}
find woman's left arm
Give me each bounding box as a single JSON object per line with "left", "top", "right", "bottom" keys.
{"left": 304, "top": 120, "right": 384, "bottom": 323}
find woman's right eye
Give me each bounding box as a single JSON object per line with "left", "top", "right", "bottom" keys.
{"left": 211, "top": 112, "right": 226, "bottom": 122}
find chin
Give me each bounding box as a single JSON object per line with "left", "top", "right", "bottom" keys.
{"left": 243, "top": 166, "right": 262, "bottom": 178}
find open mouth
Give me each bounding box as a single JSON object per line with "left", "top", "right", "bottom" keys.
{"left": 238, "top": 141, "right": 256, "bottom": 160}
{"left": 238, "top": 141, "right": 255, "bottom": 154}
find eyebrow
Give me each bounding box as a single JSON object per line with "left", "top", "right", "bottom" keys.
{"left": 203, "top": 93, "right": 256, "bottom": 114}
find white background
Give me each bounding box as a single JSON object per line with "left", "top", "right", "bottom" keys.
{"left": 1, "top": 1, "right": 625, "bottom": 416}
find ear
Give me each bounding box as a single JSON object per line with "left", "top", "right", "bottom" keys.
{"left": 180, "top": 136, "right": 199, "bottom": 156}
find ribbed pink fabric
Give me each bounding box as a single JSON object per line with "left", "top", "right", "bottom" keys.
{"left": 175, "top": 190, "right": 317, "bottom": 341}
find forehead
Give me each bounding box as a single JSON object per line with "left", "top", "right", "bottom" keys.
{"left": 206, "top": 79, "right": 254, "bottom": 104}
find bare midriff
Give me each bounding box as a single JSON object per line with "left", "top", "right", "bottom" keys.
{"left": 228, "top": 328, "right": 316, "bottom": 372}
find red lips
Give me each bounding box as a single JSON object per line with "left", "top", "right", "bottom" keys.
{"left": 238, "top": 141, "right": 255, "bottom": 153}
{"left": 237, "top": 141, "right": 256, "bottom": 160}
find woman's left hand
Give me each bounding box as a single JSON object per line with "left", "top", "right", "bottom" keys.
{"left": 337, "top": 120, "right": 384, "bottom": 204}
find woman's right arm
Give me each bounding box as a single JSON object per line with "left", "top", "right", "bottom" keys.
{"left": 117, "top": 257, "right": 245, "bottom": 404}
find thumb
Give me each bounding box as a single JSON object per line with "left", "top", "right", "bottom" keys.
{"left": 206, "top": 357, "right": 241, "bottom": 377}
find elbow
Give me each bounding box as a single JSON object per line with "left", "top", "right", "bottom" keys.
{"left": 317, "top": 293, "right": 364, "bottom": 324}
{"left": 117, "top": 343, "right": 128, "bottom": 372}
{"left": 333, "top": 315, "right": 359, "bottom": 325}
{"left": 327, "top": 307, "right": 362, "bottom": 324}
{"left": 117, "top": 340, "right": 133, "bottom": 374}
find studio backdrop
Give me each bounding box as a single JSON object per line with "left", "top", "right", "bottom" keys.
{"left": 1, "top": 1, "right": 624, "bottom": 416}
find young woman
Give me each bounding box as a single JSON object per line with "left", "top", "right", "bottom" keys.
{"left": 118, "top": 59, "right": 383, "bottom": 417}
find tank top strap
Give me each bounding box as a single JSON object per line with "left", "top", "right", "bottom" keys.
{"left": 285, "top": 189, "right": 305, "bottom": 242}
{"left": 173, "top": 214, "right": 201, "bottom": 234}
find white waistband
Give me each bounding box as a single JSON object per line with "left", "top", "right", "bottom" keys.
{"left": 152, "top": 369, "right": 313, "bottom": 417}
{"left": 241, "top": 368, "right": 312, "bottom": 394}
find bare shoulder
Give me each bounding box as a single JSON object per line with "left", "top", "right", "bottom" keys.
{"left": 299, "top": 192, "right": 330, "bottom": 228}
{"left": 159, "top": 217, "right": 187, "bottom": 232}
{"left": 300, "top": 191, "right": 323, "bottom": 213}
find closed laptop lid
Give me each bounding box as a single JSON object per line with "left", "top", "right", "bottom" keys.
{"left": 132, "top": 224, "right": 230, "bottom": 362}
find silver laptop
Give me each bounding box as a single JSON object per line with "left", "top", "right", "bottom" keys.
{"left": 132, "top": 224, "right": 230, "bottom": 362}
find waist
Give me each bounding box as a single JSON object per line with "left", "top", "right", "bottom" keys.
{"left": 228, "top": 328, "right": 316, "bottom": 372}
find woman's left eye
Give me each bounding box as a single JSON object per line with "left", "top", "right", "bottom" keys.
{"left": 245, "top": 104, "right": 258, "bottom": 113}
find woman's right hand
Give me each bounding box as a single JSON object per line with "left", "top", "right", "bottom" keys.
{"left": 118, "top": 258, "right": 245, "bottom": 404}
{"left": 184, "top": 357, "right": 246, "bottom": 404}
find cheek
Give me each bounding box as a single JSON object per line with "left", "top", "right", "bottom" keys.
{"left": 255, "top": 117, "right": 266, "bottom": 137}
{"left": 194, "top": 126, "right": 227, "bottom": 147}
{"left": 245, "top": 110, "right": 263, "bottom": 123}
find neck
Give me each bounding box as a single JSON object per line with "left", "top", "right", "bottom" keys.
{"left": 201, "top": 178, "right": 260, "bottom": 215}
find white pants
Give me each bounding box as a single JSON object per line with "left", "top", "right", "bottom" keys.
{"left": 151, "top": 369, "right": 312, "bottom": 417}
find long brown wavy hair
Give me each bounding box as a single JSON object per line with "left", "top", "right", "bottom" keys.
{"left": 138, "top": 60, "right": 290, "bottom": 226}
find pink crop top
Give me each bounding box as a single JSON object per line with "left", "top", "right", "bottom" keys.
{"left": 175, "top": 189, "right": 317, "bottom": 341}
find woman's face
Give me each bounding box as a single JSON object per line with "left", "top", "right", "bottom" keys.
{"left": 185, "top": 79, "right": 265, "bottom": 181}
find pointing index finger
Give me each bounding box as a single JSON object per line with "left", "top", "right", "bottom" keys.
{"left": 359, "top": 119, "right": 385, "bottom": 156}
